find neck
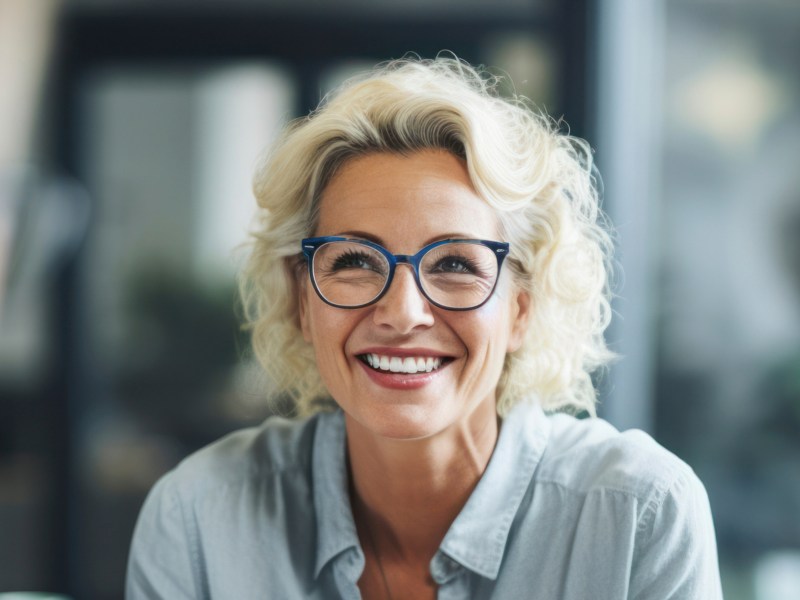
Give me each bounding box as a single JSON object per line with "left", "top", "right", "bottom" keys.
{"left": 346, "top": 402, "right": 499, "bottom": 561}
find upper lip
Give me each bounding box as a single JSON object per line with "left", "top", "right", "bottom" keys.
{"left": 355, "top": 346, "right": 453, "bottom": 358}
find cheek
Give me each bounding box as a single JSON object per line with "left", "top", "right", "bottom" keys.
{"left": 452, "top": 300, "right": 514, "bottom": 359}
{"left": 300, "top": 304, "right": 312, "bottom": 344}
{"left": 298, "top": 277, "right": 313, "bottom": 343}
{"left": 301, "top": 296, "right": 359, "bottom": 354}
{"left": 477, "top": 304, "right": 523, "bottom": 372}
{"left": 300, "top": 289, "right": 327, "bottom": 346}
{"left": 300, "top": 282, "right": 343, "bottom": 342}
{"left": 480, "top": 281, "right": 530, "bottom": 354}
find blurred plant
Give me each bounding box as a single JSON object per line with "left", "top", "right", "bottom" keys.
{"left": 116, "top": 266, "right": 253, "bottom": 443}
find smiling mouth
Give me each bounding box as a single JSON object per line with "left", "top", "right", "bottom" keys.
{"left": 357, "top": 353, "right": 449, "bottom": 374}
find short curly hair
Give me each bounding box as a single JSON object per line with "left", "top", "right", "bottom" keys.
{"left": 239, "top": 56, "right": 615, "bottom": 417}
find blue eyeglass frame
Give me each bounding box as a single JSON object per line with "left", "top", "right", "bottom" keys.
{"left": 301, "top": 236, "right": 510, "bottom": 311}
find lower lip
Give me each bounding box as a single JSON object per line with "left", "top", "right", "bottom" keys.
{"left": 357, "top": 359, "right": 447, "bottom": 390}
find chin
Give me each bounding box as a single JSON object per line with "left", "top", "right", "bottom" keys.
{"left": 349, "top": 402, "right": 455, "bottom": 442}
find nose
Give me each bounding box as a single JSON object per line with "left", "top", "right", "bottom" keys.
{"left": 372, "top": 264, "right": 435, "bottom": 333}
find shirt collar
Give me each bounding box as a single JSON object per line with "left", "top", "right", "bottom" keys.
{"left": 312, "top": 409, "right": 361, "bottom": 579}
{"left": 311, "top": 401, "right": 552, "bottom": 581}
{"left": 438, "top": 401, "right": 551, "bottom": 579}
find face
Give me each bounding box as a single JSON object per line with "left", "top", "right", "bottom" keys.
{"left": 299, "top": 150, "right": 530, "bottom": 441}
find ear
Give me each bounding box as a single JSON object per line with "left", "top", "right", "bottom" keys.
{"left": 507, "top": 288, "right": 531, "bottom": 353}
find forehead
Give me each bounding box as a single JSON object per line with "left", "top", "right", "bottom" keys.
{"left": 315, "top": 151, "right": 500, "bottom": 249}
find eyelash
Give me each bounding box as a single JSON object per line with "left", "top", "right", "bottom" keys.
{"left": 331, "top": 250, "right": 381, "bottom": 270}
{"left": 428, "top": 256, "right": 480, "bottom": 274}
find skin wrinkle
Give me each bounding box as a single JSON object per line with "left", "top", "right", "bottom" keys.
{"left": 297, "top": 150, "right": 530, "bottom": 598}
{"left": 242, "top": 59, "right": 614, "bottom": 420}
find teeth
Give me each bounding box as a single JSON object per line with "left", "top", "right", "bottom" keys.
{"left": 363, "top": 353, "right": 443, "bottom": 374}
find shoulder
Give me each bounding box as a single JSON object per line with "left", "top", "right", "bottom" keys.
{"left": 537, "top": 414, "right": 701, "bottom": 508}
{"left": 163, "top": 411, "right": 324, "bottom": 499}
{"left": 513, "top": 411, "right": 722, "bottom": 596}
{"left": 127, "top": 413, "right": 332, "bottom": 598}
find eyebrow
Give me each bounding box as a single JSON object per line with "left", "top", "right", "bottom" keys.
{"left": 337, "top": 230, "right": 383, "bottom": 244}
{"left": 336, "top": 230, "right": 482, "bottom": 248}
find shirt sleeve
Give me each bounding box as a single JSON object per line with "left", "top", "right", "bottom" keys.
{"left": 629, "top": 467, "right": 723, "bottom": 599}
{"left": 126, "top": 472, "right": 203, "bottom": 600}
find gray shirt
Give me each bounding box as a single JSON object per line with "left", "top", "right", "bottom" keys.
{"left": 126, "top": 401, "right": 723, "bottom": 599}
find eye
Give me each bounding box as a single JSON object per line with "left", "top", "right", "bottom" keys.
{"left": 429, "top": 255, "right": 478, "bottom": 274}
{"left": 331, "top": 250, "right": 384, "bottom": 272}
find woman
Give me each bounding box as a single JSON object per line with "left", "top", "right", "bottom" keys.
{"left": 126, "top": 57, "right": 722, "bottom": 599}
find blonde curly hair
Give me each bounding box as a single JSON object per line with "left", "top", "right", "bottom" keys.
{"left": 239, "top": 56, "right": 615, "bottom": 417}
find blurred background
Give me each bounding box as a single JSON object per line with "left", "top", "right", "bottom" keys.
{"left": 0, "top": 0, "right": 798, "bottom": 598}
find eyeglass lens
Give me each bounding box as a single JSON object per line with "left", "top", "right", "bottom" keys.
{"left": 311, "top": 241, "right": 500, "bottom": 309}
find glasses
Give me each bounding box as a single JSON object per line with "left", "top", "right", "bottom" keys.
{"left": 301, "top": 237, "right": 510, "bottom": 311}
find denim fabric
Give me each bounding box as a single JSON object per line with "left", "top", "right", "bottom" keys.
{"left": 126, "top": 402, "right": 722, "bottom": 599}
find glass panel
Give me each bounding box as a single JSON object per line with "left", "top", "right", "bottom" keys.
{"left": 75, "top": 62, "right": 296, "bottom": 597}
{"left": 657, "top": 3, "right": 800, "bottom": 598}
{"left": 483, "top": 32, "right": 558, "bottom": 111}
